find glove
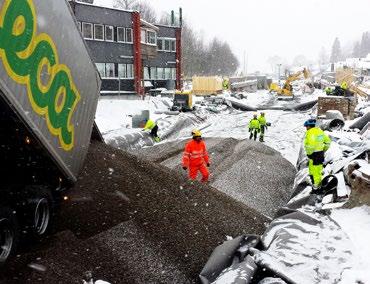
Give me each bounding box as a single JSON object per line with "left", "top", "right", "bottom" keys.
{"left": 182, "top": 166, "right": 187, "bottom": 171}
{"left": 206, "top": 163, "right": 210, "bottom": 167}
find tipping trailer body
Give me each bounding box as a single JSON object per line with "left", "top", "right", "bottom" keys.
{"left": 0, "top": 0, "right": 100, "bottom": 182}
{"left": 0, "top": 0, "right": 100, "bottom": 265}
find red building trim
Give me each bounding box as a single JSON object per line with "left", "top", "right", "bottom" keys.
{"left": 175, "top": 27, "right": 182, "bottom": 90}
{"left": 132, "top": 12, "right": 143, "bottom": 96}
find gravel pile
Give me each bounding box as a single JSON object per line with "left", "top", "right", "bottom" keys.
{"left": 138, "top": 138, "right": 296, "bottom": 217}
{"left": 1, "top": 141, "right": 269, "bottom": 284}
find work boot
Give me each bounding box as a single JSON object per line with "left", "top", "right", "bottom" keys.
{"left": 311, "top": 184, "right": 323, "bottom": 195}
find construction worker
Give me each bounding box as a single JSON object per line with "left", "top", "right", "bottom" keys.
{"left": 222, "top": 78, "right": 230, "bottom": 90}
{"left": 249, "top": 113, "right": 260, "bottom": 141}
{"left": 324, "top": 87, "right": 332, "bottom": 95}
{"left": 182, "top": 130, "right": 210, "bottom": 183}
{"left": 340, "top": 81, "right": 348, "bottom": 90}
{"left": 304, "top": 119, "right": 331, "bottom": 191}
{"left": 143, "top": 118, "right": 160, "bottom": 142}
{"left": 258, "top": 112, "right": 267, "bottom": 142}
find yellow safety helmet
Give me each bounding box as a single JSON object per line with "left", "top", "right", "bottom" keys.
{"left": 192, "top": 129, "right": 202, "bottom": 137}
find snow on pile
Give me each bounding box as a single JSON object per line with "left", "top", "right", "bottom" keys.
{"left": 331, "top": 206, "right": 370, "bottom": 283}
{"left": 255, "top": 207, "right": 370, "bottom": 284}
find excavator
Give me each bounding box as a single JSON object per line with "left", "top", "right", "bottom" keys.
{"left": 269, "top": 68, "right": 311, "bottom": 100}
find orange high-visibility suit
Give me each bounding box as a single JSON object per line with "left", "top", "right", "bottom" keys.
{"left": 182, "top": 140, "right": 210, "bottom": 182}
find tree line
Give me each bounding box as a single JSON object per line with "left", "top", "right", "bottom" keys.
{"left": 329, "top": 31, "right": 370, "bottom": 63}
{"left": 113, "top": 0, "right": 239, "bottom": 77}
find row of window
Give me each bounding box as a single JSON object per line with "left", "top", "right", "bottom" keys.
{"left": 96, "top": 63, "right": 134, "bottom": 78}
{"left": 77, "top": 21, "right": 176, "bottom": 52}
{"left": 95, "top": 63, "right": 176, "bottom": 80}
{"left": 79, "top": 21, "right": 133, "bottom": 43}
{"left": 158, "top": 38, "right": 176, "bottom": 52}
{"left": 144, "top": 67, "right": 177, "bottom": 80}
{"left": 141, "top": 28, "right": 157, "bottom": 45}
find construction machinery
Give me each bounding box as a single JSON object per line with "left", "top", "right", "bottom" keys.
{"left": 171, "top": 90, "right": 193, "bottom": 112}
{"left": 0, "top": 0, "right": 101, "bottom": 265}
{"left": 269, "top": 68, "right": 311, "bottom": 100}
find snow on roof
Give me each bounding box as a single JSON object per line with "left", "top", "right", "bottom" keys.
{"left": 74, "top": 0, "right": 134, "bottom": 13}
{"left": 140, "top": 19, "right": 159, "bottom": 31}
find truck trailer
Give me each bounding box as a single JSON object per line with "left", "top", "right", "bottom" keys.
{"left": 0, "top": 0, "right": 101, "bottom": 265}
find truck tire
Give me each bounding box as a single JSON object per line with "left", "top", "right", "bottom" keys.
{"left": 0, "top": 206, "right": 19, "bottom": 266}
{"left": 24, "top": 186, "right": 54, "bottom": 237}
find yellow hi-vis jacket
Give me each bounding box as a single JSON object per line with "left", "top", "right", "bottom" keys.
{"left": 258, "top": 115, "right": 266, "bottom": 126}
{"left": 144, "top": 119, "right": 156, "bottom": 130}
{"left": 249, "top": 118, "right": 260, "bottom": 130}
{"left": 304, "top": 127, "right": 331, "bottom": 156}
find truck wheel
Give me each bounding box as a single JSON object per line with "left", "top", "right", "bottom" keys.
{"left": 25, "top": 186, "right": 54, "bottom": 237}
{"left": 0, "top": 207, "right": 19, "bottom": 266}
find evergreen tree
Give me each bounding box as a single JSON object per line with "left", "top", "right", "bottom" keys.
{"left": 330, "top": 37, "right": 342, "bottom": 63}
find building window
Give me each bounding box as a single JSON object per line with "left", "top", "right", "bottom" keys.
{"left": 117, "top": 27, "right": 125, "bottom": 42}
{"left": 172, "top": 68, "right": 176, "bottom": 80}
{"left": 105, "top": 25, "right": 114, "bottom": 41}
{"left": 143, "top": 67, "right": 150, "bottom": 80}
{"left": 94, "top": 24, "right": 104, "bottom": 41}
{"left": 95, "top": 63, "right": 106, "bottom": 77}
{"left": 157, "top": 39, "right": 163, "bottom": 51}
{"left": 157, "top": 68, "right": 164, "bottom": 80}
{"left": 127, "top": 64, "right": 134, "bottom": 78}
{"left": 164, "top": 40, "right": 170, "bottom": 51}
{"left": 146, "top": 31, "right": 156, "bottom": 45}
{"left": 82, "top": 22, "right": 93, "bottom": 39}
{"left": 171, "top": 40, "right": 176, "bottom": 52}
{"left": 150, "top": 67, "right": 157, "bottom": 80}
{"left": 165, "top": 68, "right": 171, "bottom": 79}
{"left": 140, "top": 29, "right": 146, "bottom": 44}
{"left": 126, "top": 28, "right": 133, "bottom": 43}
{"left": 105, "top": 63, "right": 115, "bottom": 77}
{"left": 118, "top": 64, "right": 127, "bottom": 78}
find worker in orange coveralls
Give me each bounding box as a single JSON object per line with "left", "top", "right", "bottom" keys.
{"left": 182, "top": 129, "right": 210, "bottom": 183}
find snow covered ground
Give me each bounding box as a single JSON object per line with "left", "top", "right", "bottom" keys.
{"left": 95, "top": 91, "right": 315, "bottom": 164}
{"left": 95, "top": 88, "right": 370, "bottom": 284}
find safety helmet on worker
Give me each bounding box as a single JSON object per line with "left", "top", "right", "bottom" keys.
{"left": 304, "top": 119, "right": 316, "bottom": 127}
{"left": 192, "top": 129, "right": 202, "bottom": 137}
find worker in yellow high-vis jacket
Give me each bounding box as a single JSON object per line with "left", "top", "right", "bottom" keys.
{"left": 258, "top": 112, "right": 267, "bottom": 142}
{"left": 304, "top": 119, "right": 331, "bottom": 191}
{"left": 143, "top": 118, "right": 160, "bottom": 142}
{"left": 249, "top": 113, "right": 260, "bottom": 141}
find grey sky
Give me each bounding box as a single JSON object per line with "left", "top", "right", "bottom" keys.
{"left": 96, "top": 0, "right": 370, "bottom": 72}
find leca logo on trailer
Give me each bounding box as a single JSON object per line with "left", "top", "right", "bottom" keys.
{"left": 0, "top": 0, "right": 81, "bottom": 151}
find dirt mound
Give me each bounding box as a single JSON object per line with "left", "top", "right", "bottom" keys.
{"left": 1, "top": 142, "right": 268, "bottom": 284}
{"left": 138, "top": 138, "right": 296, "bottom": 217}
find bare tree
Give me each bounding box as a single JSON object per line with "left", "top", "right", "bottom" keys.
{"left": 132, "top": 1, "right": 157, "bottom": 23}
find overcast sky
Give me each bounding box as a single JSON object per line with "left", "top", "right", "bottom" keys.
{"left": 95, "top": 0, "right": 370, "bottom": 72}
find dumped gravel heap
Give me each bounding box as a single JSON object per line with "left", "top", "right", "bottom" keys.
{"left": 1, "top": 142, "right": 269, "bottom": 284}
{"left": 138, "top": 138, "right": 296, "bottom": 217}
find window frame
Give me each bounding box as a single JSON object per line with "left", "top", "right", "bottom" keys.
{"left": 146, "top": 30, "right": 157, "bottom": 45}
{"left": 105, "top": 25, "right": 114, "bottom": 42}
{"left": 95, "top": 63, "right": 106, "bottom": 77}
{"left": 126, "top": 64, "right": 134, "bottom": 79}
{"left": 117, "top": 27, "right": 125, "bottom": 43}
{"left": 94, "top": 24, "right": 104, "bottom": 41}
{"left": 150, "top": 67, "right": 157, "bottom": 80}
{"left": 82, "top": 22, "right": 93, "bottom": 40}
{"left": 125, "top": 28, "right": 133, "bottom": 43}
{"left": 118, "top": 63, "right": 127, "bottom": 78}
{"left": 105, "top": 63, "right": 115, "bottom": 78}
